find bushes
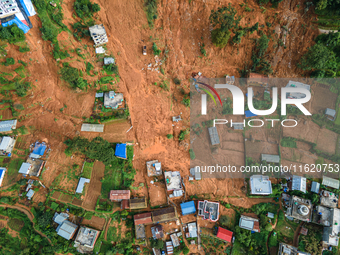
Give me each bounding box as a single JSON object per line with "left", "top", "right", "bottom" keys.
{"left": 59, "top": 63, "right": 88, "bottom": 90}
{"left": 145, "top": 0, "right": 158, "bottom": 28}
{"left": 182, "top": 95, "right": 190, "bottom": 107}
{"left": 167, "top": 134, "right": 173, "bottom": 139}
{"left": 14, "top": 81, "right": 31, "bottom": 97}
{"left": 103, "top": 63, "right": 119, "bottom": 75}
{"left": 3, "top": 57, "right": 15, "bottom": 66}
{"left": 19, "top": 46, "right": 30, "bottom": 53}
{"left": 281, "top": 137, "right": 297, "bottom": 148}
{"left": 173, "top": 77, "right": 181, "bottom": 85}
{"left": 179, "top": 129, "right": 189, "bottom": 141}
{"left": 152, "top": 42, "right": 161, "bottom": 55}
{"left": 99, "top": 76, "right": 114, "bottom": 84}
{"left": 0, "top": 24, "right": 25, "bottom": 43}
{"left": 189, "top": 149, "right": 195, "bottom": 160}
{"left": 74, "top": 0, "right": 100, "bottom": 18}
{"left": 211, "top": 28, "right": 231, "bottom": 48}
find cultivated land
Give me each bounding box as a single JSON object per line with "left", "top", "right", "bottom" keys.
{"left": 1, "top": 0, "right": 340, "bottom": 254}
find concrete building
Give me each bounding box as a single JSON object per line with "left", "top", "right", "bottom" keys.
{"left": 0, "top": 0, "right": 20, "bottom": 19}
{"left": 89, "top": 24, "right": 108, "bottom": 46}
{"left": 249, "top": 175, "right": 272, "bottom": 195}
{"left": 109, "top": 190, "right": 130, "bottom": 201}
{"left": 0, "top": 119, "right": 17, "bottom": 132}
{"left": 285, "top": 81, "right": 311, "bottom": 99}
{"left": 291, "top": 175, "right": 307, "bottom": 193}
{"left": 164, "top": 171, "right": 182, "bottom": 191}
{"left": 0, "top": 136, "right": 15, "bottom": 156}
{"left": 76, "top": 178, "right": 90, "bottom": 194}
{"left": 74, "top": 226, "right": 100, "bottom": 253}
{"left": 135, "top": 224, "right": 146, "bottom": 240}
{"left": 320, "top": 190, "right": 338, "bottom": 208}
{"left": 286, "top": 195, "right": 312, "bottom": 222}
{"left": 146, "top": 160, "right": 162, "bottom": 177}
{"left": 278, "top": 243, "right": 310, "bottom": 255}
{"left": 325, "top": 108, "right": 336, "bottom": 121}
{"left": 239, "top": 215, "right": 260, "bottom": 232}
{"left": 198, "top": 200, "right": 219, "bottom": 222}
{"left": 208, "top": 127, "right": 220, "bottom": 145}
{"left": 104, "top": 91, "right": 124, "bottom": 109}
{"left": 261, "top": 154, "right": 280, "bottom": 164}
{"left": 81, "top": 124, "right": 104, "bottom": 132}
{"left": 316, "top": 207, "right": 340, "bottom": 246}
{"left": 322, "top": 176, "right": 340, "bottom": 189}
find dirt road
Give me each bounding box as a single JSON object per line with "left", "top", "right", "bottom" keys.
{"left": 0, "top": 204, "right": 52, "bottom": 244}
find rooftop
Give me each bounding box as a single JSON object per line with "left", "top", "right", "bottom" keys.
{"left": 190, "top": 167, "right": 201, "bottom": 180}
{"left": 291, "top": 175, "right": 307, "bottom": 193}
{"left": 208, "top": 127, "right": 220, "bottom": 145}
{"left": 32, "top": 141, "right": 47, "bottom": 156}
{"left": 104, "top": 92, "right": 124, "bottom": 109}
{"left": 26, "top": 189, "right": 35, "bottom": 200}
{"left": 109, "top": 190, "right": 130, "bottom": 201}
{"left": 18, "top": 162, "right": 32, "bottom": 175}
{"left": 26, "top": 157, "right": 45, "bottom": 177}
{"left": 0, "top": 119, "right": 17, "bottom": 132}
{"left": 170, "top": 233, "right": 180, "bottom": 247}
{"left": 322, "top": 176, "right": 340, "bottom": 189}
{"left": 198, "top": 200, "right": 219, "bottom": 222}
{"left": 285, "top": 81, "right": 311, "bottom": 99}
{"left": 152, "top": 207, "right": 177, "bottom": 224}
{"left": 115, "top": 143, "right": 127, "bottom": 159}
{"left": 0, "top": 136, "right": 15, "bottom": 155}
{"left": 180, "top": 201, "right": 196, "bottom": 216}
{"left": 74, "top": 226, "right": 100, "bottom": 249}
{"left": 164, "top": 171, "right": 182, "bottom": 191}
{"left": 320, "top": 190, "right": 338, "bottom": 208}
{"left": 187, "top": 222, "right": 197, "bottom": 238}
{"left": 0, "top": 167, "right": 6, "bottom": 187}
{"left": 278, "top": 243, "right": 310, "bottom": 255}
{"left": 261, "top": 154, "right": 280, "bottom": 163}
{"left": 151, "top": 224, "right": 164, "bottom": 239}
{"left": 129, "top": 197, "right": 147, "bottom": 209}
{"left": 313, "top": 205, "right": 332, "bottom": 226}
{"left": 76, "top": 178, "right": 90, "bottom": 194}
{"left": 134, "top": 212, "right": 152, "bottom": 225}
{"left": 104, "top": 57, "right": 115, "bottom": 65}
{"left": 135, "top": 224, "right": 146, "bottom": 239}
{"left": 216, "top": 227, "right": 233, "bottom": 242}
{"left": 287, "top": 195, "right": 312, "bottom": 222}
{"left": 250, "top": 175, "right": 272, "bottom": 195}
{"left": 239, "top": 215, "right": 260, "bottom": 232}
{"left": 325, "top": 108, "right": 336, "bottom": 119}
{"left": 53, "top": 212, "right": 69, "bottom": 225}
{"left": 311, "top": 181, "right": 320, "bottom": 193}
{"left": 146, "top": 160, "right": 162, "bottom": 177}
{"left": 56, "top": 220, "right": 78, "bottom": 240}
{"left": 81, "top": 124, "right": 104, "bottom": 132}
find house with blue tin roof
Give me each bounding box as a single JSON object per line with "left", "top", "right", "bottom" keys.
{"left": 245, "top": 110, "right": 257, "bottom": 118}
{"left": 0, "top": 167, "right": 6, "bottom": 187}
{"left": 180, "top": 201, "right": 196, "bottom": 216}
{"left": 115, "top": 143, "right": 127, "bottom": 159}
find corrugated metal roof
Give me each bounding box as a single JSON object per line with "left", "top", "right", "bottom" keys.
{"left": 95, "top": 92, "right": 104, "bottom": 97}
{"left": 134, "top": 212, "right": 152, "bottom": 225}
{"left": 57, "top": 220, "right": 78, "bottom": 240}
{"left": 187, "top": 222, "right": 197, "bottom": 238}
{"left": 0, "top": 168, "right": 6, "bottom": 187}
{"left": 0, "top": 119, "right": 17, "bottom": 132}
{"left": 18, "top": 162, "right": 31, "bottom": 174}
{"left": 323, "top": 176, "right": 340, "bottom": 189}
{"left": 110, "top": 190, "right": 130, "bottom": 200}
{"left": 311, "top": 181, "right": 320, "bottom": 193}
{"left": 104, "top": 57, "right": 115, "bottom": 65}
{"left": 81, "top": 124, "right": 104, "bottom": 132}
{"left": 208, "top": 127, "right": 220, "bottom": 145}
{"left": 0, "top": 136, "right": 11, "bottom": 150}
{"left": 292, "top": 175, "right": 307, "bottom": 193}
{"left": 325, "top": 108, "right": 336, "bottom": 118}
{"left": 26, "top": 189, "right": 35, "bottom": 199}
{"left": 261, "top": 154, "right": 280, "bottom": 163}
{"left": 216, "top": 227, "right": 233, "bottom": 242}
{"left": 180, "top": 201, "right": 196, "bottom": 216}
{"left": 53, "top": 212, "right": 69, "bottom": 225}
{"left": 76, "top": 177, "right": 90, "bottom": 193}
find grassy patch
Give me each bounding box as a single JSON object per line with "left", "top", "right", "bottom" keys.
{"left": 82, "top": 161, "right": 93, "bottom": 179}
{"left": 7, "top": 158, "right": 24, "bottom": 183}
{"left": 8, "top": 218, "right": 24, "bottom": 232}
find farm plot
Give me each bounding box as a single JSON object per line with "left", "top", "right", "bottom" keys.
{"left": 311, "top": 85, "right": 337, "bottom": 115}
{"left": 82, "top": 161, "right": 105, "bottom": 211}
{"left": 0, "top": 104, "right": 13, "bottom": 120}
{"left": 315, "top": 128, "right": 338, "bottom": 155}
{"left": 283, "top": 119, "right": 320, "bottom": 144}
{"left": 81, "top": 215, "right": 106, "bottom": 230}
{"left": 3, "top": 158, "right": 25, "bottom": 186}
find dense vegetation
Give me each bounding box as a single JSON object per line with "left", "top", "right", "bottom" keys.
{"left": 144, "top": 0, "right": 158, "bottom": 28}
{"left": 64, "top": 136, "right": 116, "bottom": 165}
{"left": 74, "top": 0, "right": 100, "bottom": 19}
{"left": 0, "top": 24, "right": 25, "bottom": 43}
{"left": 59, "top": 63, "right": 89, "bottom": 90}
{"left": 299, "top": 32, "right": 340, "bottom": 78}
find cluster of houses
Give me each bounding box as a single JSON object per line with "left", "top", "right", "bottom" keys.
{"left": 53, "top": 212, "right": 100, "bottom": 254}
{"left": 250, "top": 173, "right": 340, "bottom": 252}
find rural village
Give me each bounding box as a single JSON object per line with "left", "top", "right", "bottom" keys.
{"left": 0, "top": 0, "right": 340, "bottom": 254}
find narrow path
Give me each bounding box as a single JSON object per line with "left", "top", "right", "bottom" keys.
{"left": 104, "top": 217, "right": 112, "bottom": 241}
{"left": 293, "top": 222, "right": 303, "bottom": 247}
{"left": 266, "top": 204, "right": 281, "bottom": 254}
{"left": 0, "top": 204, "right": 52, "bottom": 244}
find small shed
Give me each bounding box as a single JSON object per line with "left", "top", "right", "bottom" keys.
{"left": 325, "top": 108, "right": 336, "bottom": 121}
{"left": 115, "top": 143, "right": 127, "bottom": 159}
{"left": 26, "top": 189, "right": 35, "bottom": 200}
{"left": 267, "top": 212, "right": 275, "bottom": 219}
{"left": 291, "top": 175, "right": 307, "bottom": 193}
{"left": 180, "top": 201, "right": 196, "bottom": 216}
{"left": 76, "top": 178, "right": 90, "bottom": 194}
{"left": 18, "top": 162, "right": 32, "bottom": 175}
{"left": 311, "top": 181, "right": 320, "bottom": 193}
{"left": 208, "top": 127, "right": 220, "bottom": 145}
{"left": 104, "top": 57, "right": 115, "bottom": 65}
{"left": 81, "top": 124, "right": 104, "bottom": 132}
